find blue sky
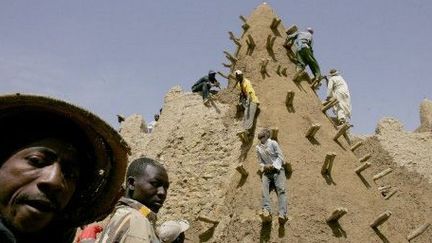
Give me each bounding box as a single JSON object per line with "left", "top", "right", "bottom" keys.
{"left": 1, "top": 0, "right": 431, "bottom": 134}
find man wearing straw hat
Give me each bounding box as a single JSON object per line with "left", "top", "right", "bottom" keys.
{"left": 326, "top": 68, "right": 352, "bottom": 125}
{"left": 0, "top": 94, "right": 129, "bottom": 243}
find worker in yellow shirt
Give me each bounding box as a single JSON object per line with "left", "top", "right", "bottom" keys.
{"left": 234, "top": 70, "right": 259, "bottom": 142}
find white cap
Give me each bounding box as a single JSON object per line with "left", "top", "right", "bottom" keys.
{"left": 157, "top": 220, "right": 190, "bottom": 243}
{"left": 234, "top": 70, "right": 243, "bottom": 76}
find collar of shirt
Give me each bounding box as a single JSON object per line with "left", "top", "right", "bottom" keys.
{"left": 118, "top": 197, "right": 158, "bottom": 224}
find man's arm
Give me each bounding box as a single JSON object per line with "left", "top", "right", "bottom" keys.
{"left": 271, "top": 140, "right": 285, "bottom": 164}
{"left": 212, "top": 79, "right": 221, "bottom": 89}
{"left": 326, "top": 77, "right": 334, "bottom": 99}
{"left": 256, "top": 147, "right": 266, "bottom": 173}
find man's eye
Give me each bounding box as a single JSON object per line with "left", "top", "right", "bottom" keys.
{"left": 26, "top": 155, "right": 46, "bottom": 166}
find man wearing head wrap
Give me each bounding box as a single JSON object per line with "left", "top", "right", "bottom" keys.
{"left": 289, "top": 27, "right": 322, "bottom": 83}
{"left": 0, "top": 94, "right": 129, "bottom": 243}
{"left": 234, "top": 70, "right": 260, "bottom": 142}
{"left": 97, "top": 157, "right": 169, "bottom": 243}
{"left": 157, "top": 220, "right": 189, "bottom": 243}
{"left": 147, "top": 114, "right": 160, "bottom": 133}
{"left": 191, "top": 70, "right": 221, "bottom": 105}
{"left": 256, "top": 128, "right": 288, "bottom": 225}
{"left": 326, "top": 69, "right": 352, "bottom": 125}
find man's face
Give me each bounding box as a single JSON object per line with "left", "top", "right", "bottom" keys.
{"left": 236, "top": 74, "right": 243, "bottom": 82}
{"left": 0, "top": 138, "right": 80, "bottom": 233}
{"left": 259, "top": 134, "right": 269, "bottom": 144}
{"left": 131, "top": 165, "right": 169, "bottom": 213}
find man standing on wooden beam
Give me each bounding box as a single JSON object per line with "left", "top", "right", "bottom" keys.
{"left": 234, "top": 70, "right": 260, "bottom": 141}
{"left": 326, "top": 68, "right": 352, "bottom": 125}
{"left": 291, "top": 27, "right": 322, "bottom": 83}
{"left": 256, "top": 128, "right": 288, "bottom": 225}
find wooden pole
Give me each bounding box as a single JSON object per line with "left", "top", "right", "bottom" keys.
{"left": 359, "top": 154, "right": 371, "bottom": 163}
{"left": 333, "top": 123, "right": 350, "bottom": 141}
{"left": 370, "top": 210, "right": 392, "bottom": 228}
{"left": 384, "top": 188, "right": 398, "bottom": 200}
{"left": 322, "top": 98, "right": 339, "bottom": 112}
{"left": 270, "top": 127, "right": 279, "bottom": 140}
{"left": 270, "top": 17, "right": 281, "bottom": 30}
{"left": 281, "top": 67, "right": 287, "bottom": 77}
{"left": 198, "top": 215, "right": 219, "bottom": 225}
{"left": 246, "top": 34, "right": 255, "bottom": 55}
{"left": 266, "top": 34, "right": 276, "bottom": 52}
{"left": 321, "top": 153, "right": 336, "bottom": 175}
{"left": 355, "top": 162, "right": 371, "bottom": 174}
{"left": 326, "top": 208, "right": 348, "bottom": 223}
{"left": 305, "top": 123, "right": 321, "bottom": 139}
{"left": 407, "top": 223, "right": 430, "bottom": 241}
{"left": 373, "top": 168, "right": 393, "bottom": 181}
{"left": 236, "top": 164, "right": 248, "bottom": 177}
{"left": 285, "top": 91, "right": 295, "bottom": 107}
{"left": 228, "top": 31, "right": 241, "bottom": 47}
{"left": 350, "top": 141, "right": 363, "bottom": 152}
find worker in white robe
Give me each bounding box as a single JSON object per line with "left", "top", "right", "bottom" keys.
{"left": 326, "top": 69, "right": 351, "bottom": 124}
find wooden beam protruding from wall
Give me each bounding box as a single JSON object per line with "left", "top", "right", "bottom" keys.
{"left": 266, "top": 34, "right": 276, "bottom": 53}
{"left": 355, "top": 162, "right": 371, "bottom": 174}
{"left": 285, "top": 91, "right": 295, "bottom": 107}
{"left": 326, "top": 207, "right": 348, "bottom": 223}
{"left": 305, "top": 123, "right": 321, "bottom": 139}
{"left": 333, "top": 123, "right": 350, "bottom": 141}
{"left": 246, "top": 34, "right": 255, "bottom": 55}
{"left": 322, "top": 98, "right": 339, "bottom": 113}
{"left": 370, "top": 210, "right": 392, "bottom": 228}
{"left": 228, "top": 31, "right": 241, "bottom": 47}
{"left": 373, "top": 168, "right": 393, "bottom": 181}
{"left": 407, "top": 223, "right": 431, "bottom": 242}
{"left": 350, "top": 141, "right": 363, "bottom": 152}
{"left": 359, "top": 154, "right": 372, "bottom": 163}
{"left": 270, "top": 17, "right": 281, "bottom": 30}
{"left": 239, "top": 15, "right": 250, "bottom": 33}
{"left": 321, "top": 153, "right": 336, "bottom": 175}
{"left": 260, "top": 58, "right": 270, "bottom": 78}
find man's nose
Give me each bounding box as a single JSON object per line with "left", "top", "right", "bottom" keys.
{"left": 37, "top": 162, "right": 65, "bottom": 193}
{"left": 157, "top": 186, "right": 167, "bottom": 200}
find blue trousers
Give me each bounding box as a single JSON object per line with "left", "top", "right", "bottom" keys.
{"left": 261, "top": 168, "right": 287, "bottom": 217}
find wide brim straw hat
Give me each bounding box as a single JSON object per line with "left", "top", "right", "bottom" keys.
{"left": 0, "top": 93, "right": 130, "bottom": 227}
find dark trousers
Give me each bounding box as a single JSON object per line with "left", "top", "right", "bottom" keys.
{"left": 298, "top": 47, "right": 321, "bottom": 79}
{"left": 192, "top": 82, "right": 211, "bottom": 100}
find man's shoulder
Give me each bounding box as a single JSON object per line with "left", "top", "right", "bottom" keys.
{"left": 98, "top": 205, "right": 155, "bottom": 242}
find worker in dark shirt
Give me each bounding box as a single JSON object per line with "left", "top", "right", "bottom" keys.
{"left": 191, "top": 70, "right": 220, "bottom": 105}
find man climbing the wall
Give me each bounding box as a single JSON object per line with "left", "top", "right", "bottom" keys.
{"left": 97, "top": 157, "right": 169, "bottom": 243}
{"left": 290, "top": 27, "right": 322, "bottom": 84}
{"left": 256, "top": 128, "right": 288, "bottom": 225}
{"left": 235, "top": 69, "right": 260, "bottom": 143}
{"left": 326, "top": 68, "right": 352, "bottom": 126}
{"left": 191, "top": 70, "right": 221, "bottom": 105}
{"left": 147, "top": 113, "right": 160, "bottom": 133}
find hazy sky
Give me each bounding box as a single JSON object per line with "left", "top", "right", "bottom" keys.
{"left": 1, "top": 0, "right": 431, "bottom": 134}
